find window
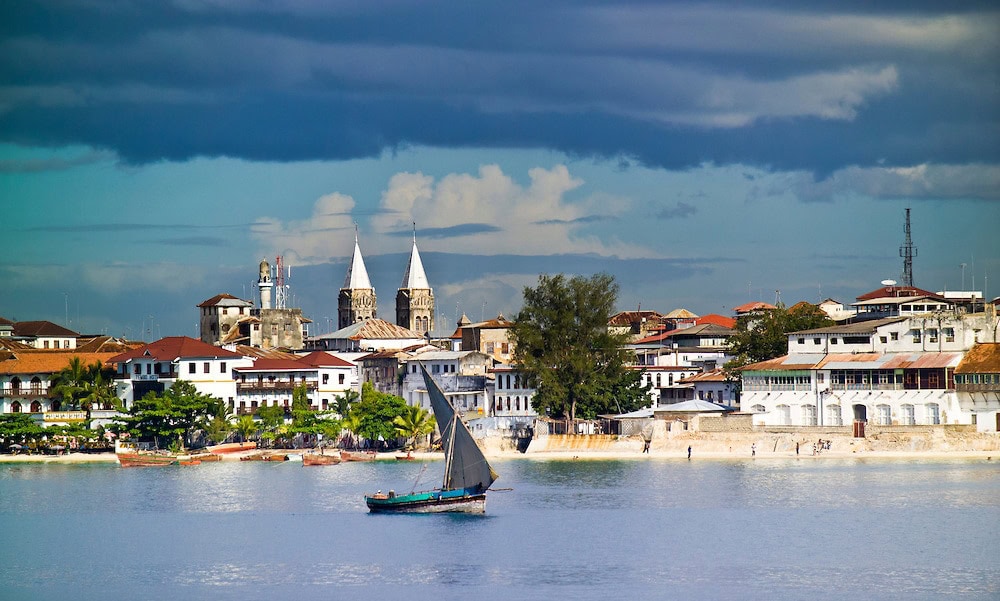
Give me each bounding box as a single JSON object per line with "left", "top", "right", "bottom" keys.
{"left": 901, "top": 404, "right": 915, "bottom": 425}
{"left": 203, "top": 362, "right": 210, "bottom": 374}
{"left": 220, "top": 362, "right": 227, "bottom": 373}
{"left": 910, "top": 329, "right": 921, "bottom": 343}
{"left": 926, "top": 403, "right": 940, "bottom": 425}
{"left": 880, "top": 336, "right": 887, "bottom": 344}
{"left": 432, "top": 364, "right": 440, "bottom": 374}
{"left": 802, "top": 404, "right": 817, "bottom": 426}
{"left": 830, "top": 338, "right": 838, "bottom": 345}
{"left": 826, "top": 404, "right": 843, "bottom": 426}
{"left": 322, "top": 374, "right": 329, "bottom": 385}
{"left": 338, "top": 374, "right": 345, "bottom": 385}
{"left": 927, "top": 329, "right": 938, "bottom": 343}
{"left": 814, "top": 338, "right": 821, "bottom": 345}
{"left": 890, "top": 332, "right": 898, "bottom": 341}
{"left": 944, "top": 328, "right": 955, "bottom": 343}
{"left": 797, "top": 338, "right": 805, "bottom": 344}
{"left": 134, "top": 364, "right": 141, "bottom": 374}
{"left": 875, "top": 404, "right": 891, "bottom": 425}
{"left": 189, "top": 362, "right": 196, "bottom": 374}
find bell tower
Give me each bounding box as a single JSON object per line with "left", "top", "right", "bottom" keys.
{"left": 396, "top": 227, "right": 434, "bottom": 336}
{"left": 338, "top": 232, "right": 377, "bottom": 329}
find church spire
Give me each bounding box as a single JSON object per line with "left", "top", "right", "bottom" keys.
{"left": 344, "top": 229, "right": 373, "bottom": 290}
{"left": 400, "top": 224, "right": 430, "bottom": 290}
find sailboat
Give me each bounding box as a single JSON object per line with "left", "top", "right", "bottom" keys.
{"left": 365, "top": 365, "right": 498, "bottom": 513}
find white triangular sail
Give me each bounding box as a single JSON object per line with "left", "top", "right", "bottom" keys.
{"left": 420, "top": 365, "right": 497, "bottom": 492}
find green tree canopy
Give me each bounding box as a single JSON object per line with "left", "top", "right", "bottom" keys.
{"left": 111, "top": 380, "right": 222, "bottom": 450}
{"left": 511, "top": 273, "right": 649, "bottom": 420}
{"left": 392, "top": 404, "right": 435, "bottom": 450}
{"left": 0, "top": 413, "right": 45, "bottom": 447}
{"left": 49, "top": 356, "right": 116, "bottom": 416}
{"left": 349, "top": 382, "right": 407, "bottom": 445}
{"left": 724, "top": 303, "right": 835, "bottom": 378}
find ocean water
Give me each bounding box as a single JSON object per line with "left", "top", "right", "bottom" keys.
{"left": 0, "top": 456, "right": 997, "bottom": 601}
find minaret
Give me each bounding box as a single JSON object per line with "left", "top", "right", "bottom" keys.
{"left": 258, "top": 258, "right": 273, "bottom": 310}
{"left": 338, "top": 231, "right": 377, "bottom": 329}
{"left": 396, "top": 226, "right": 435, "bottom": 336}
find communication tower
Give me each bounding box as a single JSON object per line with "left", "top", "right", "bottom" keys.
{"left": 274, "top": 255, "right": 289, "bottom": 309}
{"left": 899, "top": 208, "right": 917, "bottom": 287}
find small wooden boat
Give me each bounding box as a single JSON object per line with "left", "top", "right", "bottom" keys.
{"left": 396, "top": 452, "right": 415, "bottom": 461}
{"left": 303, "top": 452, "right": 341, "bottom": 466}
{"left": 190, "top": 452, "right": 222, "bottom": 462}
{"left": 340, "top": 450, "right": 377, "bottom": 462}
{"left": 262, "top": 453, "right": 289, "bottom": 462}
{"left": 178, "top": 459, "right": 201, "bottom": 466}
{"left": 240, "top": 452, "right": 266, "bottom": 461}
{"left": 207, "top": 441, "right": 257, "bottom": 454}
{"left": 117, "top": 452, "right": 179, "bottom": 467}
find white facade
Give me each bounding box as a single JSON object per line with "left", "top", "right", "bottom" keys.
{"left": 491, "top": 365, "right": 538, "bottom": 417}
{"left": 400, "top": 351, "right": 491, "bottom": 417}
{"left": 741, "top": 314, "right": 996, "bottom": 428}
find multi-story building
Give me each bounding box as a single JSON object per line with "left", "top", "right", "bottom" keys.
{"left": 490, "top": 364, "right": 537, "bottom": 417}
{"left": 10, "top": 320, "right": 79, "bottom": 350}
{"left": 231, "top": 351, "right": 355, "bottom": 414}
{"left": 739, "top": 313, "right": 996, "bottom": 428}
{"left": 400, "top": 350, "right": 491, "bottom": 417}
{"left": 110, "top": 336, "right": 252, "bottom": 409}
{"left": 953, "top": 342, "right": 1000, "bottom": 432}
{"left": 460, "top": 314, "right": 515, "bottom": 363}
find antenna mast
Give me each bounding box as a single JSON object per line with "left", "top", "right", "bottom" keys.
{"left": 899, "top": 208, "right": 917, "bottom": 287}
{"left": 275, "top": 255, "right": 287, "bottom": 309}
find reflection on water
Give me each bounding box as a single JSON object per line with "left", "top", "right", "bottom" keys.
{"left": 1, "top": 457, "right": 997, "bottom": 601}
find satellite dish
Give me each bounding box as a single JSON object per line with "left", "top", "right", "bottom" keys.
{"left": 881, "top": 279, "right": 897, "bottom": 286}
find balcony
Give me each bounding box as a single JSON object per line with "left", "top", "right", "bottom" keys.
{"left": 4, "top": 387, "right": 50, "bottom": 397}
{"left": 236, "top": 381, "right": 317, "bottom": 392}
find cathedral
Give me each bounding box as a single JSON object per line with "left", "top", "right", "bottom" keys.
{"left": 338, "top": 233, "right": 435, "bottom": 336}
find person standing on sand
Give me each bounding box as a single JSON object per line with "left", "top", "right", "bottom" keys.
{"left": 796, "top": 442, "right": 799, "bottom": 455}
{"left": 751, "top": 443, "right": 756, "bottom": 457}
{"left": 687, "top": 446, "right": 692, "bottom": 459}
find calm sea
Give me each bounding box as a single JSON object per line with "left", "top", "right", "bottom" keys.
{"left": 1, "top": 456, "right": 997, "bottom": 601}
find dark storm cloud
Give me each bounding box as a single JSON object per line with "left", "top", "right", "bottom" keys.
{"left": 1, "top": 1, "right": 997, "bottom": 174}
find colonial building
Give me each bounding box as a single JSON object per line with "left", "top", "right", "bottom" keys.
{"left": 608, "top": 310, "right": 665, "bottom": 341}
{"left": 109, "top": 336, "right": 252, "bottom": 409}
{"left": 739, "top": 313, "right": 995, "bottom": 428}
{"left": 400, "top": 350, "right": 491, "bottom": 418}
{"left": 308, "top": 318, "right": 425, "bottom": 353}
{"left": 10, "top": 320, "right": 79, "bottom": 350}
{"left": 231, "top": 351, "right": 355, "bottom": 414}
{"left": 0, "top": 349, "right": 120, "bottom": 415}
{"left": 491, "top": 364, "right": 538, "bottom": 417}
{"left": 198, "top": 294, "right": 253, "bottom": 345}
{"left": 953, "top": 342, "right": 1000, "bottom": 432}
{"left": 460, "top": 314, "right": 515, "bottom": 364}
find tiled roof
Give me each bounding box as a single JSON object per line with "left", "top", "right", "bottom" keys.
{"left": 793, "top": 317, "right": 905, "bottom": 335}
{"left": 12, "top": 320, "right": 79, "bottom": 337}
{"left": 664, "top": 308, "right": 698, "bottom": 319}
{"left": 233, "top": 345, "right": 298, "bottom": 360}
{"left": 466, "top": 315, "right": 514, "bottom": 329}
{"left": 742, "top": 351, "right": 962, "bottom": 372}
{"left": 732, "top": 301, "right": 776, "bottom": 314}
{"left": 679, "top": 369, "right": 728, "bottom": 383}
{"left": 75, "top": 336, "right": 143, "bottom": 353}
{"left": 109, "top": 336, "right": 243, "bottom": 363}
{"left": 322, "top": 318, "right": 423, "bottom": 341}
{"left": 955, "top": 343, "right": 1000, "bottom": 373}
{"left": 197, "top": 293, "right": 252, "bottom": 308}
{"left": 0, "top": 316, "right": 14, "bottom": 326}
{"left": 0, "top": 338, "right": 33, "bottom": 351}
{"left": 297, "top": 351, "right": 354, "bottom": 367}
{"left": 694, "top": 314, "right": 736, "bottom": 328}
{"left": 0, "top": 351, "right": 118, "bottom": 375}
{"left": 634, "top": 323, "right": 734, "bottom": 344}
{"left": 855, "top": 285, "right": 941, "bottom": 301}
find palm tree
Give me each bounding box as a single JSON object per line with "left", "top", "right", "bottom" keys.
{"left": 235, "top": 415, "right": 258, "bottom": 443}
{"left": 49, "top": 356, "right": 88, "bottom": 410}
{"left": 392, "top": 404, "right": 435, "bottom": 450}
{"left": 340, "top": 413, "right": 361, "bottom": 450}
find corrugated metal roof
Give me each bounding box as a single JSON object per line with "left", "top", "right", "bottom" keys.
{"left": 881, "top": 353, "right": 961, "bottom": 369}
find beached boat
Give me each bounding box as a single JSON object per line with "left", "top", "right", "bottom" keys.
{"left": 365, "top": 365, "right": 498, "bottom": 514}
{"left": 178, "top": 459, "right": 201, "bottom": 466}
{"left": 395, "top": 452, "right": 415, "bottom": 461}
{"left": 207, "top": 442, "right": 257, "bottom": 454}
{"left": 116, "top": 452, "right": 179, "bottom": 467}
{"left": 340, "top": 450, "right": 377, "bottom": 462}
{"left": 302, "top": 452, "right": 341, "bottom": 466}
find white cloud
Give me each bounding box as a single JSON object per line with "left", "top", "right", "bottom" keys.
{"left": 250, "top": 192, "right": 356, "bottom": 264}
{"left": 370, "top": 164, "right": 652, "bottom": 257}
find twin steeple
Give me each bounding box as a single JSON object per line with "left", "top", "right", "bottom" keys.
{"left": 338, "top": 225, "right": 435, "bottom": 335}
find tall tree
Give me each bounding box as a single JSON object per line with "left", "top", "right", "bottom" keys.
{"left": 511, "top": 273, "right": 649, "bottom": 420}
{"left": 392, "top": 404, "right": 435, "bottom": 450}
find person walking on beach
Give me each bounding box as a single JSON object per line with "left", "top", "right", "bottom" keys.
{"left": 751, "top": 443, "right": 756, "bottom": 457}
{"left": 687, "top": 445, "right": 692, "bottom": 460}
{"left": 796, "top": 442, "right": 799, "bottom": 455}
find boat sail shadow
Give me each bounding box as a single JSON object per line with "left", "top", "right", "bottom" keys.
{"left": 365, "top": 364, "right": 499, "bottom": 514}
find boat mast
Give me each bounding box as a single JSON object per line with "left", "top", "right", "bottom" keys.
{"left": 442, "top": 412, "right": 458, "bottom": 490}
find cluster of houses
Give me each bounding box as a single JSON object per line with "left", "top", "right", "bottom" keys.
{"left": 1, "top": 241, "right": 999, "bottom": 442}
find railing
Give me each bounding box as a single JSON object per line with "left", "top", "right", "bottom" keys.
{"left": 236, "top": 382, "right": 317, "bottom": 392}
{"left": 3, "top": 387, "right": 50, "bottom": 397}
{"left": 956, "top": 383, "right": 1000, "bottom": 393}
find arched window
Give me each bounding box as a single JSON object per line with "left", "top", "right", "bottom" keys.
{"left": 825, "top": 404, "right": 843, "bottom": 426}
{"left": 30, "top": 401, "right": 42, "bottom": 413}
{"left": 10, "top": 377, "right": 21, "bottom": 393}
{"left": 751, "top": 404, "right": 765, "bottom": 413}
{"left": 900, "top": 404, "right": 915, "bottom": 425}
{"left": 925, "top": 403, "right": 940, "bottom": 425}
{"left": 11, "top": 401, "right": 21, "bottom": 413}
{"left": 775, "top": 404, "right": 791, "bottom": 425}
{"left": 30, "top": 377, "right": 43, "bottom": 393}
{"left": 875, "top": 404, "right": 891, "bottom": 425}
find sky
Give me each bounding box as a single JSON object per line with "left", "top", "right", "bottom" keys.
{"left": 1, "top": 1, "right": 998, "bottom": 340}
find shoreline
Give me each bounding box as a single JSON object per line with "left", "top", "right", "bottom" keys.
{"left": 0, "top": 447, "right": 995, "bottom": 464}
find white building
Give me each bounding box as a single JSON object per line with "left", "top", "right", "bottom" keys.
{"left": 740, "top": 314, "right": 997, "bottom": 428}
{"left": 231, "top": 351, "right": 355, "bottom": 414}
{"left": 110, "top": 336, "right": 252, "bottom": 409}
{"left": 491, "top": 364, "right": 538, "bottom": 417}
{"left": 400, "top": 350, "right": 491, "bottom": 418}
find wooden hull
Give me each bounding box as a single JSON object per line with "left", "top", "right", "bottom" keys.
{"left": 302, "top": 453, "right": 340, "bottom": 466}
{"left": 207, "top": 442, "right": 257, "bottom": 454}
{"left": 117, "top": 452, "right": 178, "bottom": 467}
{"left": 340, "top": 451, "right": 377, "bottom": 462}
{"left": 365, "top": 489, "right": 486, "bottom": 514}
